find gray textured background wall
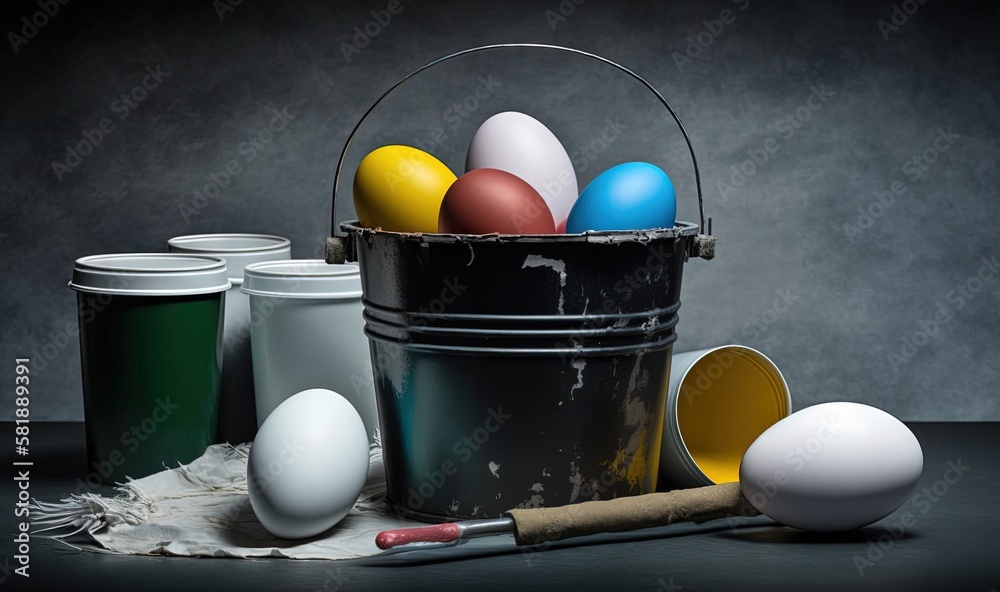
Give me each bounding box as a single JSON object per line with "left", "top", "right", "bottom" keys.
{"left": 1, "top": 0, "right": 997, "bottom": 421}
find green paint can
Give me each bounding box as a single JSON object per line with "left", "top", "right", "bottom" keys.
{"left": 70, "top": 254, "right": 230, "bottom": 483}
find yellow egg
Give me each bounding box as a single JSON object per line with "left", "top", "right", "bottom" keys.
{"left": 353, "top": 145, "right": 457, "bottom": 233}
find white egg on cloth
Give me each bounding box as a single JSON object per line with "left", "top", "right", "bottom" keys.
{"left": 247, "top": 388, "right": 371, "bottom": 539}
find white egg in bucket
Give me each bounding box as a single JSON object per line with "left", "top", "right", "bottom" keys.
{"left": 739, "top": 401, "right": 923, "bottom": 532}
{"left": 248, "top": 388, "right": 370, "bottom": 539}
{"left": 466, "top": 111, "right": 579, "bottom": 229}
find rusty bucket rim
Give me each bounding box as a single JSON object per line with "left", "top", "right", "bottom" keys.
{"left": 340, "top": 219, "right": 700, "bottom": 244}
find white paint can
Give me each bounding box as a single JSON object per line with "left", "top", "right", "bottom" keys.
{"left": 241, "top": 259, "right": 378, "bottom": 444}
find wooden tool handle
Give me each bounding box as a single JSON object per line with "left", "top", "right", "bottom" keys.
{"left": 506, "top": 482, "right": 760, "bottom": 546}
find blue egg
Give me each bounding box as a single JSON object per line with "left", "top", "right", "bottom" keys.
{"left": 565, "top": 162, "right": 677, "bottom": 233}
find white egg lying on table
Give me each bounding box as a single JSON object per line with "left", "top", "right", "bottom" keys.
{"left": 739, "top": 402, "right": 923, "bottom": 532}
{"left": 248, "top": 388, "right": 370, "bottom": 539}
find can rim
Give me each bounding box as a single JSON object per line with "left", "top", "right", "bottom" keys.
{"left": 167, "top": 233, "right": 291, "bottom": 253}
{"left": 668, "top": 345, "right": 792, "bottom": 485}
{"left": 341, "top": 219, "right": 700, "bottom": 244}
{"left": 241, "top": 259, "right": 362, "bottom": 299}
{"left": 69, "top": 253, "right": 232, "bottom": 296}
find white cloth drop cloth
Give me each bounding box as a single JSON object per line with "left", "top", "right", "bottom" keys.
{"left": 30, "top": 442, "right": 479, "bottom": 560}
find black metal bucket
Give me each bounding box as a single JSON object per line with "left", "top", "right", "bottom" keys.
{"left": 327, "top": 45, "right": 716, "bottom": 521}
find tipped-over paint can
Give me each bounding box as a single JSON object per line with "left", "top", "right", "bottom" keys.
{"left": 167, "top": 233, "right": 291, "bottom": 444}
{"left": 659, "top": 345, "right": 792, "bottom": 489}
{"left": 241, "top": 260, "right": 378, "bottom": 444}
{"left": 70, "top": 254, "right": 230, "bottom": 483}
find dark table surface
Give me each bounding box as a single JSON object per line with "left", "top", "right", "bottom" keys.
{"left": 2, "top": 422, "right": 997, "bottom": 592}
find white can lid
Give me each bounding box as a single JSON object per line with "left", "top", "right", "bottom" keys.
{"left": 167, "top": 233, "right": 291, "bottom": 284}
{"left": 70, "top": 254, "right": 231, "bottom": 296}
{"left": 241, "top": 260, "right": 362, "bottom": 299}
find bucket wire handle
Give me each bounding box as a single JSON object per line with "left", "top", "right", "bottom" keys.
{"left": 327, "top": 43, "right": 716, "bottom": 263}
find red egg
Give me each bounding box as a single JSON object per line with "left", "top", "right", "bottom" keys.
{"left": 438, "top": 168, "right": 556, "bottom": 234}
